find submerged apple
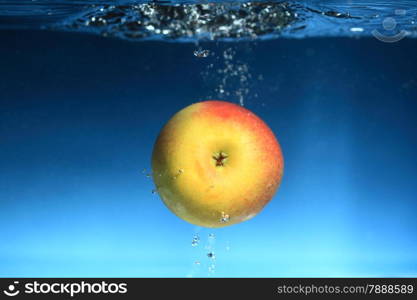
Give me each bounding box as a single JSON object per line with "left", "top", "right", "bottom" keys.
{"left": 151, "top": 100, "right": 284, "bottom": 228}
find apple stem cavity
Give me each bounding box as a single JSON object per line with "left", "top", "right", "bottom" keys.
{"left": 212, "top": 151, "right": 228, "bottom": 167}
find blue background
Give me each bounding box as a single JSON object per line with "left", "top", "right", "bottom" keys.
{"left": 0, "top": 30, "right": 417, "bottom": 277}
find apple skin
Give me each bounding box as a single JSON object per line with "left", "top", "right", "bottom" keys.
{"left": 151, "top": 100, "right": 284, "bottom": 228}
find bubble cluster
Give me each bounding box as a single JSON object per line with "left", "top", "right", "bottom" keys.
{"left": 191, "top": 234, "right": 200, "bottom": 247}
{"left": 194, "top": 48, "right": 210, "bottom": 58}
{"left": 220, "top": 211, "right": 230, "bottom": 223}
{"left": 202, "top": 46, "right": 257, "bottom": 106}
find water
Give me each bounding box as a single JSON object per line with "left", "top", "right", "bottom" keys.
{"left": 0, "top": 1, "right": 416, "bottom": 40}
{"left": 187, "top": 230, "right": 220, "bottom": 277}
{"left": 0, "top": 0, "right": 417, "bottom": 277}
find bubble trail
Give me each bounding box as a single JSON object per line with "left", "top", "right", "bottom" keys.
{"left": 186, "top": 226, "right": 202, "bottom": 278}
{"left": 206, "top": 233, "right": 216, "bottom": 276}
{"left": 201, "top": 46, "right": 260, "bottom": 107}
{"left": 191, "top": 234, "right": 200, "bottom": 247}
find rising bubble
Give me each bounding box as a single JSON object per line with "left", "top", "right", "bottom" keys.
{"left": 191, "top": 234, "right": 200, "bottom": 247}
{"left": 220, "top": 211, "right": 230, "bottom": 223}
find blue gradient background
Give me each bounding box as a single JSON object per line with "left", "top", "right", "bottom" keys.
{"left": 0, "top": 30, "right": 417, "bottom": 277}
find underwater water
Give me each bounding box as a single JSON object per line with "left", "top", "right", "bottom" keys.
{"left": 0, "top": 0, "right": 417, "bottom": 277}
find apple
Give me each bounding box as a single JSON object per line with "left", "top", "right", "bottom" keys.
{"left": 151, "top": 100, "right": 284, "bottom": 228}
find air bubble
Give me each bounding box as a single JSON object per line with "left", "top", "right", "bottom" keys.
{"left": 202, "top": 47, "right": 254, "bottom": 107}
{"left": 194, "top": 49, "right": 210, "bottom": 58}
{"left": 350, "top": 27, "right": 364, "bottom": 32}
{"left": 142, "top": 169, "right": 152, "bottom": 178}
{"left": 208, "top": 264, "right": 216, "bottom": 273}
{"left": 191, "top": 234, "right": 200, "bottom": 247}
{"left": 220, "top": 212, "right": 230, "bottom": 223}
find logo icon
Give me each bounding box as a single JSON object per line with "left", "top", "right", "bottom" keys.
{"left": 372, "top": 9, "right": 409, "bottom": 43}
{"left": 3, "top": 281, "right": 20, "bottom": 297}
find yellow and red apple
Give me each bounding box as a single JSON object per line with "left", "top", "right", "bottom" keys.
{"left": 151, "top": 100, "right": 283, "bottom": 228}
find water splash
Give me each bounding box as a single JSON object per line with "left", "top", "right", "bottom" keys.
{"left": 2, "top": 1, "right": 417, "bottom": 40}
{"left": 57, "top": 2, "right": 296, "bottom": 41}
